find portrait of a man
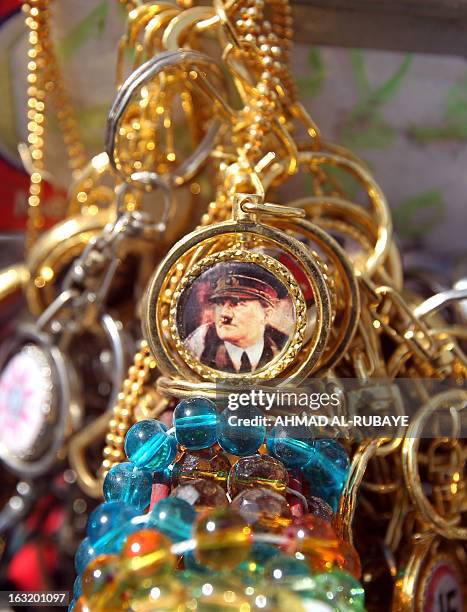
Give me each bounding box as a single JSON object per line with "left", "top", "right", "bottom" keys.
{"left": 177, "top": 262, "right": 295, "bottom": 374}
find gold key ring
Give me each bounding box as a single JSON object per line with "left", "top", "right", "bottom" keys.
{"left": 402, "top": 389, "right": 467, "bottom": 540}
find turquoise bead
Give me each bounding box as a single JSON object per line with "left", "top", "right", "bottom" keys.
{"left": 103, "top": 462, "right": 153, "bottom": 510}
{"left": 313, "top": 570, "right": 365, "bottom": 611}
{"left": 147, "top": 497, "right": 196, "bottom": 542}
{"left": 302, "top": 439, "right": 349, "bottom": 512}
{"left": 87, "top": 501, "right": 140, "bottom": 546}
{"left": 124, "top": 419, "right": 177, "bottom": 470}
{"left": 184, "top": 550, "right": 212, "bottom": 574}
{"left": 264, "top": 554, "right": 312, "bottom": 583}
{"left": 236, "top": 543, "right": 279, "bottom": 585}
{"left": 68, "top": 598, "right": 77, "bottom": 612}
{"left": 266, "top": 425, "right": 314, "bottom": 468}
{"left": 74, "top": 537, "right": 96, "bottom": 574}
{"left": 73, "top": 575, "right": 82, "bottom": 598}
{"left": 173, "top": 398, "right": 218, "bottom": 450}
{"left": 217, "top": 406, "right": 265, "bottom": 456}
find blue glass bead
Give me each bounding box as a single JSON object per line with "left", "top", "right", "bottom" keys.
{"left": 87, "top": 501, "right": 140, "bottom": 546}
{"left": 124, "top": 419, "right": 177, "bottom": 470}
{"left": 103, "top": 462, "right": 153, "bottom": 510}
{"left": 236, "top": 543, "right": 279, "bottom": 585}
{"left": 94, "top": 517, "right": 146, "bottom": 556}
{"left": 302, "top": 439, "right": 349, "bottom": 512}
{"left": 73, "top": 575, "right": 82, "bottom": 598}
{"left": 68, "top": 598, "right": 77, "bottom": 612}
{"left": 147, "top": 497, "right": 196, "bottom": 542}
{"left": 266, "top": 425, "right": 314, "bottom": 468}
{"left": 74, "top": 537, "right": 96, "bottom": 574}
{"left": 217, "top": 406, "right": 265, "bottom": 456}
{"left": 173, "top": 398, "right": 218, "bottom": 450}
{"left": 313, "top": 570, "right": 365, "bottom": 611}
{"left": 264, "top": 554, "right": 312, "bottom": 583}
{"left": 184, "top": 550, "right": 211, "bottom": 575}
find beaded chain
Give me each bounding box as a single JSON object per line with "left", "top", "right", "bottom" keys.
{"left": 23, "top": 0, "right": 86, "bottom": 248}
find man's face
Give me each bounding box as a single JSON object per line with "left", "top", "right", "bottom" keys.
{"left": 213, "top": 297, "right": 271, "bottom": 348}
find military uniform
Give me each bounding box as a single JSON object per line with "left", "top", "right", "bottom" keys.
{"left": 184, "top": 271, "right": 288, "bottom": 373}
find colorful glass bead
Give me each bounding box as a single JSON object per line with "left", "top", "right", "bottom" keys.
{"left": 74, "top": 537, "right": 96, "bottom": 574}
{"left": 183, "top": 550, "right": 212, "bottom": 575}
{"left": 194, "top": 507, "right": 252, "bottom": 570}
{"left": 312, "top": 570, "right": 365, "bottom": 611}
{"left": 87, "top": 501, "right": 140, "bottom": 546}
{"left": 71, "top": 597, "right": 90, "bottom": 612}
{"left": 185, "top": 575, "right": 252, "bottom": 611}
{"left": 227, "top": 455, "right": 289, "bottom": 498}
{"left": 81, "top": 554, "right": 120, "bottom": 600}
{"left": 306, "top": 496, "right": 334, "bottom": 523}
{"left": 124, "top": 419, "right": 177, "bottom": 471}
{"left": 122, "top": 529, "right": 175, "bottom": 577}
{"left": 147, "top": 497, "right": 196, "bottom": 542}
{"left": 217, "top": 406, "right": 266, "bottom": 456}
{"left": 73, "top": 575, "right": 82, "bottom": 599}
{"left": 302, "top": 439, "right": 349, "bottom": 512}
{"left": 103, "top": 462, "right": 153, "bottom": 511}
{"left": 171, "top": 479, "right": 228, "bottom": 511}
{"left": 282, "top": 514, "right": 337, "bottom": 556}
{"left": 173, "top": 397, "right": 218, "bottom": 450}
{"left": 266, "top": 426, "right": 314, "bottom": 469}
{"left": 245, "top": 581, "right": 309, "bottom": 611}
{"left": 231, "top": 487, "right": 292, "bottom": 531}
{"left": 235, "top": 543, "right": 279, "bottom": 585}
{"left": 264, "top": 554, "right": 311, "bottom": 583}
{"left": 172, "top": 448, "right": 230, "bottom": 488}
{"left": 127, "top": 577, "right": 186, "bottom": 611}
{"left": 334, "top": 541, "right": 362, "bottom": 580}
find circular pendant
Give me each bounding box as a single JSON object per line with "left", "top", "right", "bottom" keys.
{"left": 0, "top": 343, "right": 53, "bottom": 459}
{"left": 170, "top": 249, "right": 307, "bottom": 380}
{"left": 144, "top": 209, "right": 332, "bottom": 383}
{"left": 0, "top": 326, "right": 77, "bottom": 476}
{"left": 419, "top": 555, "right": 464, "bottom": 612}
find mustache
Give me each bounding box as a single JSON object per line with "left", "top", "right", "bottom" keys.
{"left": 219, "top": 315, "right": 233, "bottom": 324}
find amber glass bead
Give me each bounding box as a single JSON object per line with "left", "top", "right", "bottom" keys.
{"left": 81, "top": 554, "right": 120, "bottom": 600}
{"left": 172, "top": 448, "right": 230, "bottom": 488}
{"left": 281, "top": 514, "right": 337, "bottom": 555}
{"left": 185, "top": 575, "right": 252, "bottom": 611}
{"left": 127, "top": 577, "right": 187, "bottom": 611}
{"left": 72, "top": 597, "right": 91, "bottom": 612}
{"left": 171, "top": 478, "right": 228, "bottom": 511}
{"left": 231, "top": 487, "right": 292, "bottom": 531}
{"left": 227, "top": 455, "right": 288, "bottom": 498}
{"left": 122, "top": 529, "right": 175, "bottom": 577}
{"left": 194, "top": 507, "right": 252, "bottom": 570}
{"left": 334, "top": 541, "right": 362, "bottom": 580}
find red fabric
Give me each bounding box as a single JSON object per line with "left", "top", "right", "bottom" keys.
{"left": 0, "top": 1, "right": 20, "bottom": 19}
{"left": 7, "top": 542, "right": 58, "bottom": 591}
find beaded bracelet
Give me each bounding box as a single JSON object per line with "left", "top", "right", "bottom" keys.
{"left": 70, "top": 397, "right": 364, "bottom": 611}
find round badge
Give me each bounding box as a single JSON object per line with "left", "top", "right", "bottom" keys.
{"left": 170, "top": 251, "right": 307, "bottom": 380}
{"left": 0, "top": 344, "right": 53, "bottom": 460}
{"left": 421, "top": 557, "right": 464, "bottom": 612}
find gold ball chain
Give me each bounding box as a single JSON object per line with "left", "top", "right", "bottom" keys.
{"left": 23, "top": 0, "right": 86, "bottom": 248}
{"left": 101, "top": 0, "right": 305, "bottom": 474}
{"left": 101, "top": 341, "right": 157, "bottom": 474}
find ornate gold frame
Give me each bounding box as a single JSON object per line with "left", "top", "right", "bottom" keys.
{"left": 143, "top": 197, "right": 332, "bottom": 383}
{"left": 167, "top": 248, "right": 307, "bottom": 380}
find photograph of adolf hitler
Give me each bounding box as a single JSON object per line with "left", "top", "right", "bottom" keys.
{"left": 177, "top": 262, "right": 296, "bottom": 374}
